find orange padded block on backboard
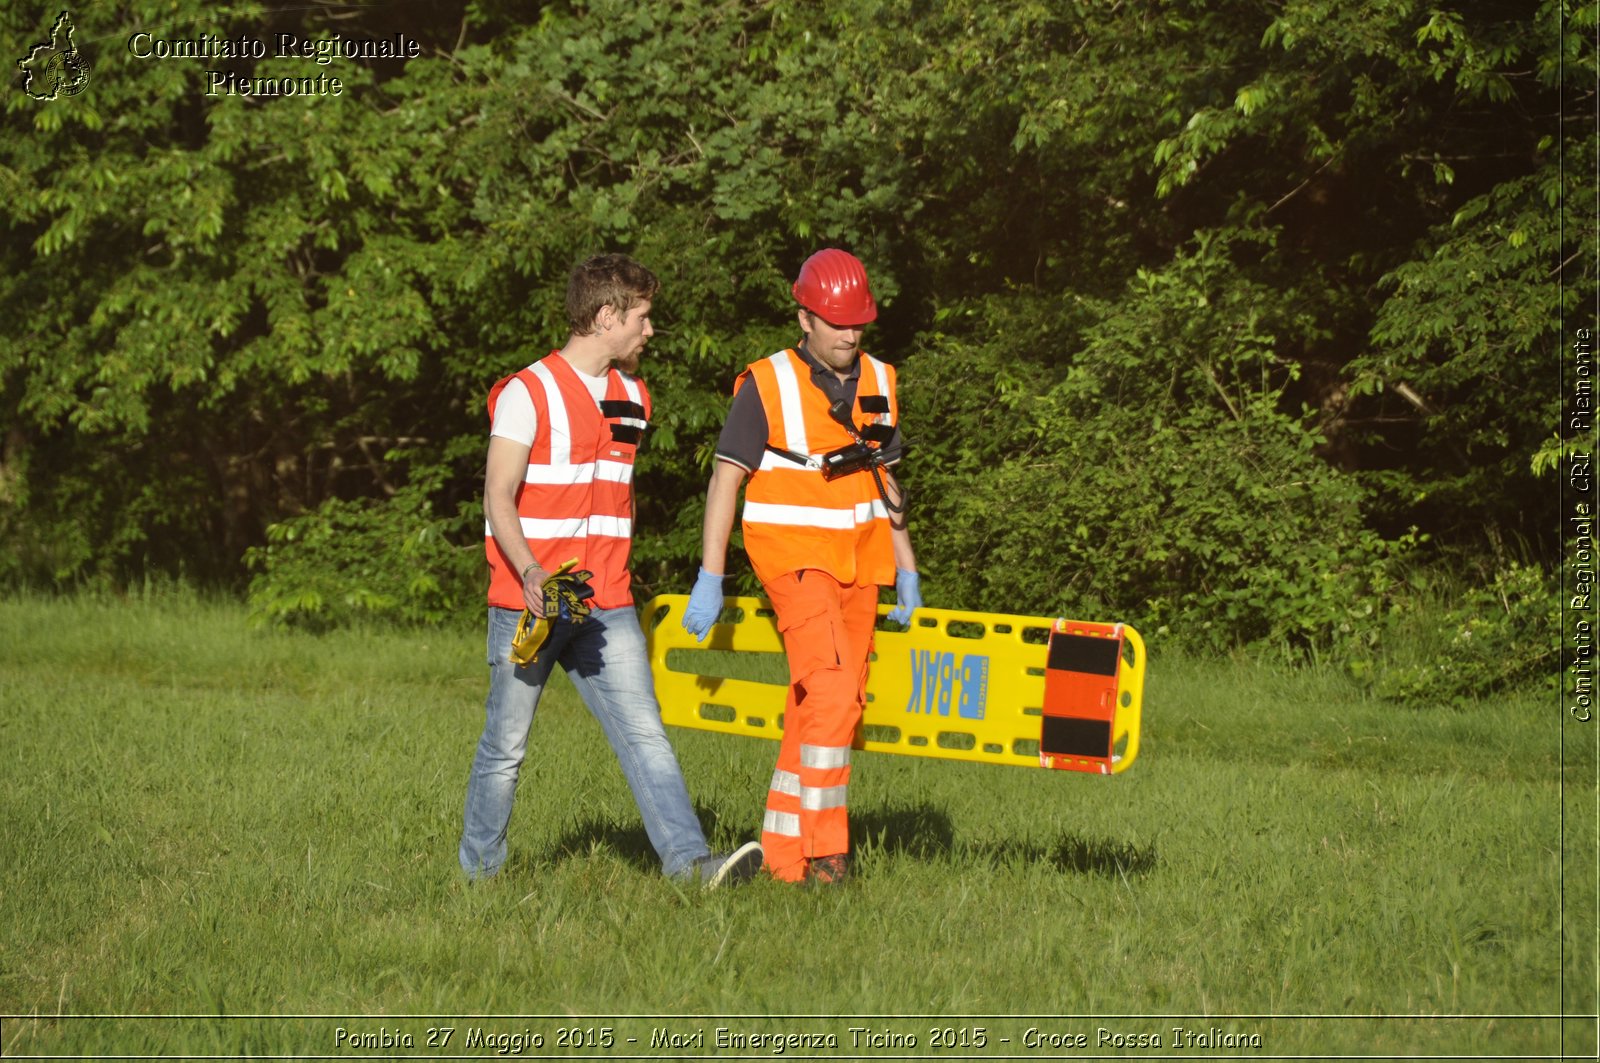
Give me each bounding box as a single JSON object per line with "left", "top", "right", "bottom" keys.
{"left": 1039, "top": 621, "right": 1123, "bottom": 773}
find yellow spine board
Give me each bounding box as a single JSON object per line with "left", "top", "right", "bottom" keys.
{"left": 642, "top": 595, "right": 1144, "bottom": 772}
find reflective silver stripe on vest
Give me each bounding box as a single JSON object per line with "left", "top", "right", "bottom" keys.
{"left": 763, "top": 809, "right": 801, "bottom": 837}
{"left": 524, "top": 462, "right": 595, "bottom": 485}
{"left": 586, "top": 514, "right": 632, "bottom": 538}
{"left": 516, "top": 516, "right": 587, "bottom": 539}
{"left": 506, "top": 515, "right": 633, "bottom": 540}
{"left": 768, "top": 351, "right": 808, "bottom": 455}
{"left": 530, "top": 362, "right": 570, "bottom": 464}
{"left": 863, "top": 354, "right": 890, "bottom": 423}
{"left": 742, "top": 499, "right": 887, "bottom": 530}
{"left": 615, "top": 373, "right": 648, "bottom": 430}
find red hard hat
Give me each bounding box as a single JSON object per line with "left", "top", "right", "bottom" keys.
{"left": 792, "top": 248, "right": 877, "bottom": 326}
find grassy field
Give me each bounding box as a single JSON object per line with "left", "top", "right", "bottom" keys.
{"left": 0, "top": 591, "right": 1592, "bottom": 1059}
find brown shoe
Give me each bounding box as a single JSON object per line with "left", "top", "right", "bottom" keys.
{"left": 805, "top": 853, "right": 850, "bottom": 885}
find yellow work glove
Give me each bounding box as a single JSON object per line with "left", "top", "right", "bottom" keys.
{"left": 509, "top": 558, "right": 596, "bottom": 666}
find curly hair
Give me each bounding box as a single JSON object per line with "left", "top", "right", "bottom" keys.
{"left": 566, "top": 254, "right": 660, "bottom": 335}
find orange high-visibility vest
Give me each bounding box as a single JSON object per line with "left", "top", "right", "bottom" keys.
{"left": 737, "top": 348, "right": 898, "bottom": 587}
{"left": 484, "top": 352, "right": 650, "bottom": 611}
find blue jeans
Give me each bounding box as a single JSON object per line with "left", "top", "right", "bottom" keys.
{"left": 459, "top": 605, "right": 711, "bottom": 880}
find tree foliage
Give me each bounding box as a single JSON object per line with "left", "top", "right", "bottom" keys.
{"left": 1, "top": 0, "right": 1589, "bottom": 656}
{"left": 903, "top": 229, "right": 1404, "bottom": 651}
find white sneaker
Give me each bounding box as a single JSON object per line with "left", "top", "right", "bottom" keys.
{"left": 702, "top": 841, "right": 763, "bottom": 888}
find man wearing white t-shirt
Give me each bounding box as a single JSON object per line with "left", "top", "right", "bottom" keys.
{"left": 459, "top": 254, "right": 761, "bottom": 886}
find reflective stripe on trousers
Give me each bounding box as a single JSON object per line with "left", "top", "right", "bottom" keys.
{"left": 758, "top": 569, "right": 880, "bottom": 882}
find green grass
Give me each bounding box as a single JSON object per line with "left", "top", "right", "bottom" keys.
{"left": 0, "top": 591, "right": 1592, "bottom": 1058}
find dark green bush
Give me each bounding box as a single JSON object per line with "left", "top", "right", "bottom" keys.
{"left": 245, "top": 483, "right": 480, "bottom": 629}
{"left": 1359, "top": 561, "right": 1561, "bottom": 704}
{"left": 900, "top": 229, "right": 1406, "bottom": 652}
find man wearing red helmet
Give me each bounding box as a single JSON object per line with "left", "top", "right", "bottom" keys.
{"left": 682, "top": 248, "right": 922, "bottom": 885}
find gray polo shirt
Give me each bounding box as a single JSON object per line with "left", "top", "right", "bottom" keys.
{"left": 714, "top": 343, "right": 903, "bottom": 472}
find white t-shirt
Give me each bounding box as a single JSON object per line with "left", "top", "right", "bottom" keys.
{"left": 490, "top": 365, "right": 610, "bottom": 446}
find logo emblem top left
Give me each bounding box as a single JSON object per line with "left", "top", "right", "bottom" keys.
{"left": 19, "top": 11, "right": 91, "bottom": 101}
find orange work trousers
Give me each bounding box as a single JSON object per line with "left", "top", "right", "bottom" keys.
{"left": 759, "top": 569, "right": 880, "bottom": 882}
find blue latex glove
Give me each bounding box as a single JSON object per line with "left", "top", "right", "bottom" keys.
{"left": 887, "top": 568, "right": 921, "bottom": 625}
{"left": 682, "top": 568, "right": 725, "bottom": 642}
